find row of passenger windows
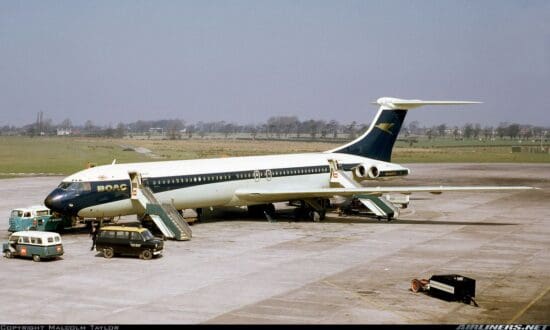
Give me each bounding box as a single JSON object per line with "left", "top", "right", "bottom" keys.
{"left": 10, "top": 236, "right": 60, "bottom": 244}
{"left": 99, "top": 231, "right": 144, "bottom": 240}
{"left": 149, "top": 167, "right": 329, "bottom": 186}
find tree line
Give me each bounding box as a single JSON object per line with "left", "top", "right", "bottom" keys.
{"left": 406, "top": 121, "right": 548, "bottom": 141}
{"left": 1, "top": 115, "right": 548, "bottom": 141}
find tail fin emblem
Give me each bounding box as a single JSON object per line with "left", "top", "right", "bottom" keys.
{"left": 375, "top": 123, "right": 395, "bottom": 135}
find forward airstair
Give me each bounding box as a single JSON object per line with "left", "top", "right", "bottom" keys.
{"left": 130, "top": 180, "right": 192, "bottom": 241}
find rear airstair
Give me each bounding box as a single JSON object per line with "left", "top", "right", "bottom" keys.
{"left": 129, "top": 172, "right": 192, "bottom": 240}
{"left": 328, "top": 159, "right": 400, "bottom": 220}
{"left": 356, "top": 194, "right": 399, "bottom": 220}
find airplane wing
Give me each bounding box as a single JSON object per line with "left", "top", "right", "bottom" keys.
{"left": 234, "top": 186, "right": 537, "bottom": 203}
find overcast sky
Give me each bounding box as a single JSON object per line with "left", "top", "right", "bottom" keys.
{"left": 1, "top": 0, "right": 549, "bottom": 127}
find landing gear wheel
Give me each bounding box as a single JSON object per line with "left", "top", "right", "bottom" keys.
{"left": 140, "top": 249, "right": 153, "bottom": 260}
{"left": 293, "top": 207, "right": 307, "bottom": 220}
{"left": 103, "top": 248, "right": 114, "bottom": 259}
{"left": 4, "top": 251, "right": 13, "bottom": 259}
{"left": 196, "top": 208, "right": 203, "bottom": 222}
{"left": 32, "top": 255, "right": 41, "bottom": 262}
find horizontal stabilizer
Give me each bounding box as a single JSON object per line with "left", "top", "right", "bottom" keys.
{"left": 373, "top": 97, "right": 482, "bottom": 110}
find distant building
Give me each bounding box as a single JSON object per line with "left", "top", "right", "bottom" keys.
{"left": 57, "top": 128, "right": 72, "bottom": 136}
{"left": 148, "top": 127, "right": 165, "bottom": 135}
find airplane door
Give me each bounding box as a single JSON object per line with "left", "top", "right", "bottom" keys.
{"left": 265, "top": 169, "right": 272, "bottom": 181}
{"left": 253, "top": 170, "right": 260, "bottom": 182}
{"left": 128, "top": 171, "right": 142, "bottom": 198}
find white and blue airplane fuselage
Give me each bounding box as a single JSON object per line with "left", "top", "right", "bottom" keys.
{"left": 44, "top": 97, "right": 534, "bottom": 219}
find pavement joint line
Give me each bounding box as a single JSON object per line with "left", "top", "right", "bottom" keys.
{"left": 509, "top": 285, "right": 550, "bottom": 323}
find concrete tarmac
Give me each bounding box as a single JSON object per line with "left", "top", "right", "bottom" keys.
{"left": 0, "top": 163, "right": 548, "bottom": 324}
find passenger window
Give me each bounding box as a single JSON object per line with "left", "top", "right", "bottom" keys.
{"left": 130, "top": 232, "right": 142, "bottom": 240}
{"left": 116, "top": 231, "right": 130, "bottom": 239}
{"left": 22, "top": 237, "right": 30, "bottom": 243}
{"left": 24, "top": 212, "right": 31, "bottom": 218}
{"left": 31, "top": 237, "right": 37, "bottom": 244}
{"left": 101, "top": 231, "right": 115, "bottom": 238}
{"left": 48, "top": 237, "right": 54, "bottom": 243}
{"left": 36, "top": 238, "right": 42, "bottom": 244}
{"left": 55, "top": 237, "right": 60, "bottom": 242}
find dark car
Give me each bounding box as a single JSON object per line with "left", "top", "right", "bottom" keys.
{"left": 95, "top": 226, "right": 163, "bottom": 260}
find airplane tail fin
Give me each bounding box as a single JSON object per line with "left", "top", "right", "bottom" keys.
{"left": 327, "top": 97, "right": 481, "bottom": 162}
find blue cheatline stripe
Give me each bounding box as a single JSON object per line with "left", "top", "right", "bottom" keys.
{"left": 144, "top": 164, "right": 336, "bottom": 193}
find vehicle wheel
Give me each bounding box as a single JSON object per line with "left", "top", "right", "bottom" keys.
{"left": 103, "top": 248, "right": 114, "bottom": 259}
{"left": 32, "top": 255, "right": 41, "bottom": 262}
{"left": 140, "top": 249, "right": 153, "bottom": 260}
{"left": 4, "top": 251, "right": 13, "bottom": 259}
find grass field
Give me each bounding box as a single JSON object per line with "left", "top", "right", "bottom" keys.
{"left": 1, "top": 136, "right": 548, "bottom": 178}
{"left": 0, "top": 137, "right": 150, "bottom": 177}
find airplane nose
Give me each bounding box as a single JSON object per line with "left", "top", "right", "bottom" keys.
{"left": 45, "top": 189, "right": 72, "bottom": 214}
{"left": 45, "top": 190, "right": 62, "bottom": 212}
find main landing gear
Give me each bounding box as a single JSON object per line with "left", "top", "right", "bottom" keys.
{"left": 291, "top": 199, "right": 329, "bottom": 222}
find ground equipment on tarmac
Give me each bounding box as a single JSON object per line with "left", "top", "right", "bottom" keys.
{"left": 411, "top": 274, "right": 477, "bottom": 306}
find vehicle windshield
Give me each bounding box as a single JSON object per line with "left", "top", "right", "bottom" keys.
{"left": 58, "top": 182, "right": 91, "bottom": 192}
{"left": 141, "top": 230, "right": 154, "bottom": 241}
{"left": 10, "top": 210, "right": 23, "bottom": 218}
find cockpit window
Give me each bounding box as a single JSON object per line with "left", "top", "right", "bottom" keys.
{"left": 58, "top": 182, "right": 72, "bottom": 189}
{"left": 58, "top": 182, "right": 91, "bottom": 192}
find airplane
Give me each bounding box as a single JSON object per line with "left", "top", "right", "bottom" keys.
{"left": 44, "top": 97, "right": 535, "bottom": 228}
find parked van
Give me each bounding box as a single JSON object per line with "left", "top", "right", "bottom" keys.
{"left": 8, "top": 205, "right": 113, "bottom": 233}
{"left": 8, "top": 206, "right": 63, "bottom": 232}
{"left": 3, "top": 231, "right": 64, "bottom": 262}
{"left": 95, "top": 226, "right": 163, "bottom": 260}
